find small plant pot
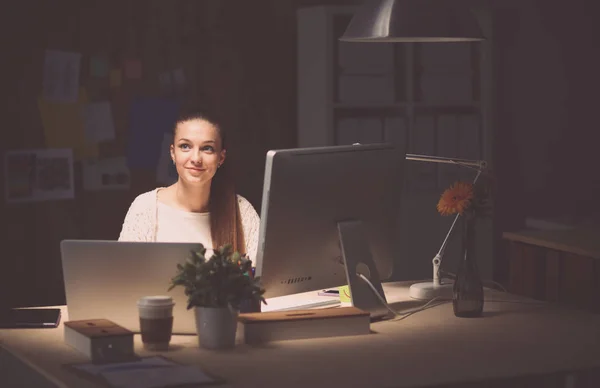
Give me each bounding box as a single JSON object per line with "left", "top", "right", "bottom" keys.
{"left": 194, "top": 306, "right": 239, "bottom": 349}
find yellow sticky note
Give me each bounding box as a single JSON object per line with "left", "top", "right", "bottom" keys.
{"left": 37, "top": 87, "right": 98, "bottom": 160}
{"left": 339, "top": 285, "right": 352, "bottom": 305}
{"left": 110, "top": 69, "right": 122, "bottom": 88}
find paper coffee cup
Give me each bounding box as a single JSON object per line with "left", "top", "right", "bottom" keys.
{"left": 137, "top": 296, "right": 175, "bottom": 351}
{"left": 137, "top": 296, "right": 175, "bottom": 319}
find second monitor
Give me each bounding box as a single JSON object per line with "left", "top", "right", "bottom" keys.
{"left": 254, "top": 143, "right": 406, "bottom": 315}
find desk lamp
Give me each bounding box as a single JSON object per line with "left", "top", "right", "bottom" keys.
{"left": 405, "top": 154, "right": 487, "bottom": 300}
{"left": 340, "top": 0, "right": 487, "bottom": 300}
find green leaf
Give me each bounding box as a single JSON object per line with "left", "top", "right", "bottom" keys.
{"left": 168, "top": 243, "right": 267, "bottom": 308}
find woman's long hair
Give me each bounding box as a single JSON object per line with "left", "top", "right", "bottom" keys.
{"left": 173, "top": 111, "right": 246, "bottom": 255}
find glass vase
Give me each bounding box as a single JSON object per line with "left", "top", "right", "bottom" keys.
{"left": 452, "top": 215, "right": 484, "bottom": 317}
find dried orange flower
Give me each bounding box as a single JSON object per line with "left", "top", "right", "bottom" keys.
{"left": 437, "top": 181, "right": 474, "bottom": 216}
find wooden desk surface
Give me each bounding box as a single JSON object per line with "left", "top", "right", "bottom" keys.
{"left": 2, "top": 281, "right": 600, "bottom": 388}
{"left": 503, "top": 227, "right": 600, "bottom": 259}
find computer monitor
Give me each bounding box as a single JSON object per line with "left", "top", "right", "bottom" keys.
{"left": 254, "top": 143, "right": 405, "bottom": 317}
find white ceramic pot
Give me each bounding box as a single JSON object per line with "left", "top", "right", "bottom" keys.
{"left": 194, "top": 306, "right": 239, "bottom": 349}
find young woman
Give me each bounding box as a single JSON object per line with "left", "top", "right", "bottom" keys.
{"left": 118, "top": 111, "right": 260, "bottom": 261}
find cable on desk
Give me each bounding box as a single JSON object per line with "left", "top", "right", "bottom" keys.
{"left": 483, "top": 299, "right": 547, "bottom": 305}
{"left": 357, "top": 274, "right": 547, "bottom": 321}
{"left": 440, "top": 272, "right": 547, "bottom": 305}
{"left": 357, "top": 274, "right": 448, "bottom": 319}
{"left": 441, "top": 271, "right": 508, "bottom": 293}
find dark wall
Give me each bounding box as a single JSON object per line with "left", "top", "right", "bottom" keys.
{"left": 492, "top": 0, "right": 600, "bottom": 282}
{"left": 541, "top": 0, "right": 600, "bottom": 220}
{"left": 0, "top": 0, "right": 297, "bottom": 308}
{"left": 496, "top": 0, "right": 599, "bottom": 223}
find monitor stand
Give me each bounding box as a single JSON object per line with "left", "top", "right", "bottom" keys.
{"left": 337, "top": 220, "right": 392, "bottom": 320}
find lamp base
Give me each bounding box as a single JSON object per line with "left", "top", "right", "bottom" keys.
{"left": 409, "top": 281, "right": 454, "bottom": 300}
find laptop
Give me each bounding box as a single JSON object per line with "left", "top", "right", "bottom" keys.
{"left": 60, "top": 240, "right": 204, "bottom": 335}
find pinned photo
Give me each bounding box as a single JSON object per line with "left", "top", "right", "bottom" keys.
{"left": 82, "top": 157, "right": 131, "bottom": 191}
{"left": 4, "top": 149, "right": 74, "bottom": 203}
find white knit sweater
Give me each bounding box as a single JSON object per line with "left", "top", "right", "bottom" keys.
{"left": 118, "top": 188, "right": 261, "bottom": 261}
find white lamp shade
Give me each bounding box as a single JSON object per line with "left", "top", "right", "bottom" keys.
{"left": 339, "top": 0, "right": 485, "bottom": 43}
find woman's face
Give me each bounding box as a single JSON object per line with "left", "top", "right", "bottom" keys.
{"left": 170, "top": 119, "right": 226, "bottom": 186}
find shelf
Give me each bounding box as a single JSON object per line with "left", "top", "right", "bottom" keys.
{"left": 332, "top": 102, "right": 481, "bottom": 110}
{"left": 297, "top": 5, "right": 491, "bottom": 190}
{"left": 333, "top": 103, "right": 409, "bottom": 109}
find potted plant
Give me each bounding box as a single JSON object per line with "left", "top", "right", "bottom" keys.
{"left": 168, "top": 244, "right": 266, "bottom": 349}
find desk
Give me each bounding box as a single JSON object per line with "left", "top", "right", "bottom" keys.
{"left": 2, "top": 281, "right": 600, "bottom": 388}
{"left": 503, "top": 227, "right": 600, "bottom": 311}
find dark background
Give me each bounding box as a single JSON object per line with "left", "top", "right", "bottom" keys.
{"left": 0, "top": 0, "right": 598, "bottom": 308}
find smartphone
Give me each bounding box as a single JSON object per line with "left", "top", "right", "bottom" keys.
{"left": 0, "top": 308, "right": 61, "bottom": 329}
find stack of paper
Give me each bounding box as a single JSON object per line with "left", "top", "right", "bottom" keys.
{"left": 69, "top": 356, "right": 219, "bottom": 388}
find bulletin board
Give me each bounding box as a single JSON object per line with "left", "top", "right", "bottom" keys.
{"left": 0, "top": 0, "right": 298, "bottom": 308}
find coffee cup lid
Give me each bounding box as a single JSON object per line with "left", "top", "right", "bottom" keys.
{"left": 137, "top": 295, "right": 175, "bottom": 307}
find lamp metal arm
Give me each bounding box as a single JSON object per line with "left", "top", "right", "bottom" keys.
{"left": 406, "top": 153, "right": 487, "bottom": 170}
{"left": 405, "top": 153, "right": 486, "bottom": 287}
